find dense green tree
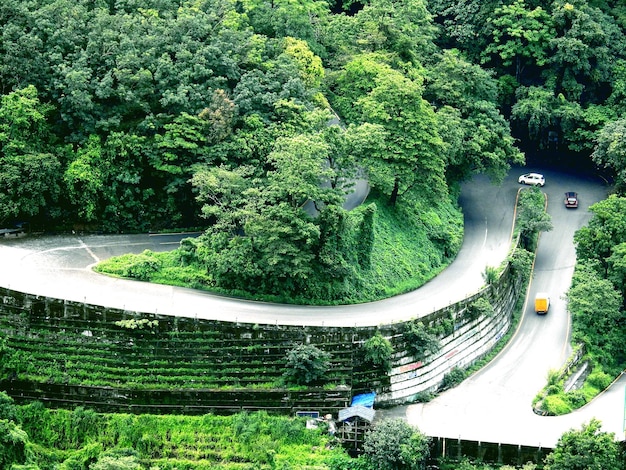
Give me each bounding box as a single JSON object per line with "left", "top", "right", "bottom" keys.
{"left": 574, "top": 195, "right": 626, "bottom": 275}
{"left": 0, "top": 85, "right": 53, "bottom": 157}
{"left": 516, "top": 186, "right": 553, "bottom": 250}
{"left": 0, "top": 419, "right": 29, "bottom": 468}
{"left": 427, "top": 0, "right": 502, "bottom": 61}
{"left": 592, "top": 118, "right": 626, "bottom": 194}
{"left": 404, "top": 321, "right": 441, "bottom": 360}
{"left": 283, "top": 344, "right": 331, "bottom": 385}
{"left": 607, "top": 242, "right": 626, "bottom": 306}
{"left": 426, "top": 49, "right": 525, "bottom": 183}
{"left": 240, "top": 0, "right": 330, "bottom": 45}
{"left": 357, "top": 68, "right": 446, "bottom": 205}
{"left": 0, "top": 152, "right": 62, "bottom": 225}
{"left": 566, "top": 262, "right": 624, "bottom": 370}
{"left": 362, "top": 332, "right": 393, "bottom": 372}
{"left": 362, "top": 418, "right": 430, "bottom": 470}
{"left": 547, "top": 0, "right": 626, "bottom": 105}
{"left": 544, "top": 419, "right": 622, "bottom": 470}
{"left": 482, "top": 0, "right": 553, "bottom": 82}
{"left": 191, "top": 130, "right": 351, "bottom": 296}
{"left": 64, "top": 135, "right": 105, "bottom": 222}
{"left": 0, "top": 391, "right": 17, "bottom": 422}
{"left": 511, "top": 85, "right": 560, "bottom": 147}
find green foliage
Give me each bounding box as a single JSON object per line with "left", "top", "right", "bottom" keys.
{"left": 464, "top": 297, "right": 495, "bottom": 322}
{"left": 585, "top": 369, "right": 613, "bottom": 391}
{"left": 516, "top": 187, "right": 553, "bottom": 250}
{"left": 362, "top": 418, "right": 430, "bottom": 470}
{"left": 566, "top": 262, "right": 624, "bottom": 370}
{"left": 356, "top": 203, "right": 376, "bottom": 269}
{"left": 114, "top": 318, "right": 158, "bottom": 330}
{"left": 403, "top": 322, "right": 441, "bottom": 361}
{"left": 482, "top": 266, "right": 499, "bottom": 285}
{"left": 362, "top": 333, "right": 394, "bottom": 372}
{"left": 441, "top": 367, "right": 467, "bottom": 390}
{"left": 0, "top": 419, "right": 29, "bottom": 468}
{"left": 14, "top": 408, "right": 343, "bottom": 469}
{"left": 544, "top": 419, "right": 622, "bottom": 470}
{"left": 283, "top": 344, "right": 331, "bottom": 386}
{"left": 508, "top": 247, "right": 534, "bottom": 283}
{"left": 541, "top": 394, "right": 572, "bottom": 415}
{"left": 97, "top": 192, "right": 463, "bottom": 305}
{"left": 90, "top": 454, "right": 142, "bottom": 470}
{"left": 482, "top": 0, "right": 554, "bottom": 80}
{"left": 575, "top": 196, "right": 626, "bottom": 273}
{"left": 0, "top": 391, "right": 17, "bottom": 422}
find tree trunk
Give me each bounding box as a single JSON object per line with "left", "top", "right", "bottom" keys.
{"left": 389, "top": 178, "right": 399, "bottom": 206}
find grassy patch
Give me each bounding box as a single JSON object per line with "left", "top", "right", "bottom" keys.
{"left": 96, "top": 193, "right": 463, "bottom": 305}
{"left": 17, "top": 407, "right": 346, "bottom": 469}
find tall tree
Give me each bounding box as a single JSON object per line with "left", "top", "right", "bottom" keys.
{"left": 357, "top": 69, "right": 446, "bottom": 205}
{"left": 425, "top": 49, "right": 524, "bottom": 184}
{"left": 574, "top": 195, "right": 626, "bottom": 276}
{"left": 0, "top": 86, "right": 61, "bottom": 224}
{"left": 482, "top": 0, "right": 554, "bottom": 82}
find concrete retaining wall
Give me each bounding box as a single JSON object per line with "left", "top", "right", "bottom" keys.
{"left": 0, "top": 247, "right": 525, "bottom": 411}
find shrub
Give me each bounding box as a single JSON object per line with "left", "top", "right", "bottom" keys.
{"left": 363, "top": 418, "right": 430, "bottom": 470}
{"left": 283, "top": 344, "right": 331, "bottom": 386}
{"left": 121, "top": 251, "right": 162, "bottom": 281}
{"left": 564, "top": 390, "right": 587, "bottom": 409}
{"left": 541, "top": 394, "right": 572, "bottom": 415}
{"left": 585, "top": 369, "right": 612, "bottom": 391}
{"left": 403, "top": 322, "right": 440, "bottom": 361}
{"left": 546, "top": 368, "right": 560, "bottom": 386}
{"left": 465, "top": 297, "right": 494, "bottom": 321}
{"left": 482, "top": 266, "right": 499, "bottom": 285}
{"left": 0, "top": 391, "right": 17, "bottom": 422}
{"left": 441, "top": 367, "right": 466, "bottom": 390}
{"left": 0, "top": 419, "right": 29, "bottom": 469}
{"left": 362, "top": 333, "right": 393, "bottom": 372}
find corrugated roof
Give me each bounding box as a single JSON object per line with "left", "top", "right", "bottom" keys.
{"left": 338, "top": 405, "right": 376, "bottom": 423}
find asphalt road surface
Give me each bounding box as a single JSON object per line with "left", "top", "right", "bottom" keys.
{"left": 399, "top": 166, "right": 625, "bottom": 447}
{"left": 1, "top": 166, "right": 623, "bottom": 447}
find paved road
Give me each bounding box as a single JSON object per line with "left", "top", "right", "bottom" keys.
{"left": 1, "top": 167, "right": 623, "bottom": 447}
{"left": 394, "top": 167, "right": 624, "bottom": 447}
{"left": 0, "top": 173, "right": 513, "bottom": 327}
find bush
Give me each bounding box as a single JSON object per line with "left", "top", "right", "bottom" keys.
{"left": 441, "top": 367, "right": 466, "bottom": 390}
{"left": 585, "top": 369, "right": 612, "bottom": 391}
{"left": 464, "top": 297, "right": 494, "bottom": 321}
{"left": 403, "top": 322, "right": 440, "bottom": 361}
{"left": 564, "top": 390, "right": 587, "bottom": 409}
{"left": 362, "top": 333, "right": 393, "bottom": 372}
{"left": 363, "top": 418, "right": 430, "bottom": 470}
{"left": 122, "top": 251, "right": 162, "bottom": 281}
{"left": 482, "top": 266, "right": 499, "bottom": 285}
{"left": 0, "top": 391, "right": 17, "bottom": 422}
{"left": 283, "top": 344, "right": 331, "bottom": 386}
{"left": 0, "top": 419, "right": 29, "bottom": 469}
{"left": 541, "top": 394, "right": 572, "bottom": 415}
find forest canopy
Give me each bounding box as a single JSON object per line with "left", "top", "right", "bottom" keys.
{"left": 2, "top": 0, "right": 626, "bottom": 301}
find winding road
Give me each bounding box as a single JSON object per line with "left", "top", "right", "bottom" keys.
{"left": 0, "top": 166, "right": 623, "bottom": 447}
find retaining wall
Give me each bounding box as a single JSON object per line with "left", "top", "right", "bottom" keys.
{"left": 0, "top": 247, "right": 526, "bottom": 413}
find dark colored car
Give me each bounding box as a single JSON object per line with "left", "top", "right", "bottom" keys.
{"left": 564, "top": 192, "right": 578, "bottom": 208}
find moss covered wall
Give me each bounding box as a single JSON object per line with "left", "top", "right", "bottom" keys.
{"left": 0, "top": 256, "right": 524, "bottom": 413}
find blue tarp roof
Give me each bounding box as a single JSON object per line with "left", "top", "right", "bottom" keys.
{"left": 350, "top": 391, "right": 376, "bottom": 408}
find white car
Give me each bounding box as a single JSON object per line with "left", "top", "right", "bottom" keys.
{"left": 518, "top": 172, "right": 545, "bottom": 186}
